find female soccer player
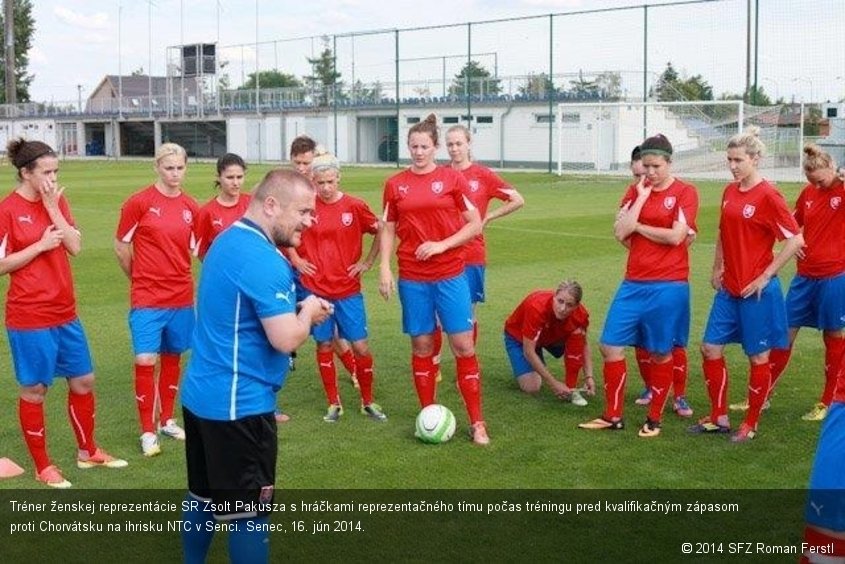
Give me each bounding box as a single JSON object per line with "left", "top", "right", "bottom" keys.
{"left": 692, "top": 127, "right": 803, "bottom": 442}
{"left": 115, "top": 143, "right": 200, "bottom": 457}
{"left": 295, "top": 152, "right": 386, "bottom": 422}
{"left": 503, "top": 280, "right": 596, "bottom": 404}
{"left": 194, "top": 153, "right": 250, "bottom": 260}
{"left": 759, "top": 145, "right": 845, "bottom": 422}
{"left": 0, "top": 139, "right": 126, "bottom": 488}
{"left": 378, "top": 113, "right": 488, "bottom": 445}
{"left": 579, "top": 134, "right": 699, "bottom": 438}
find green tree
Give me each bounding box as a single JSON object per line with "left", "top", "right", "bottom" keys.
{"left": 131, "top": 67, "right": 145, "bottom": 77}
{"left": 350, "top": 80, "right": 384, "bottom": 104}
{"left": 519, "top": 73, "right": 557, "bottom": 98}
{"left": 448, "top": 61, "right": 500, "bottom": 97}
{"left": 239, "top": 70, "right": 301, "bottom": 90}
{"left": 304, "top": 37, "right": 342, "bottom": 106}
{"left": 654, "top": 62, "right": 713, "bottom": 102}
{"left": 568, "top": 70, "right": 599, "bottom": 98}
{"left": 594, "top": 71, "right": 623, "bottom": 100}
{"left": 0, "top": 0, "right": 35, "bottom": 103}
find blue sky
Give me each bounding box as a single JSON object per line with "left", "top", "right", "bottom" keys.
{"left": 26, "top": 0, "right": 845, "bottom": 104}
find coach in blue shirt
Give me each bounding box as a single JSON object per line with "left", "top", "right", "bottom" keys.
{"left": 180, "top": 168, "right": 333, "bottom": 564}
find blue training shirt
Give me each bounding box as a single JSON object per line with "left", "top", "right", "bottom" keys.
{"left": 182, "top": 218, "right": 296, "bottom": 421}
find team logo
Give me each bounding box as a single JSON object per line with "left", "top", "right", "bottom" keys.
{"left": 148, "top": 207, "right": 161, "bottom": 217}
{"left": 398, "top": 185, "right": 409, "bottom": 198}
{"left": 17, "top": 215, "right": 33, "bottom": 224}
{"left": 212, "top": 218, "right": 224, "bottom": 228}
{"left": 469, "top": 180, "right": 480, "bottom": 192}
{"left": 742, "top": 204, "right": 756, "bottom": 218}
{"left": 182, "top": 209, "right": 193, "bottom": 224}
{"left": 663, "top": 196, "right": 676, "bottom": 210}
{"left": 259, "top": 485, "right": 274, "bottom": 504}
{"left": 341, "top": 212, "right": 353, "bottom": 227}
{"left": 831, "top": 197, "right": 842, "bottom": 210}
{"left": 431, "top": 181, "right": 444, "bottom": 194}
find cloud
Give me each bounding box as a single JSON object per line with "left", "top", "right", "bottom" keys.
{"left": 53, "top": 6, "right": 109, "bottom": 30}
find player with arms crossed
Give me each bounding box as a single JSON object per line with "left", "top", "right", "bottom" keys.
{"left": 295, "top": 152, "right": 387, "bottom": 423}
{"left": 180, "top": 169, "right": 332, "bottom": 563}
{"left": 503, "top": 280, "right": 596, "bottom": 404}
{"left": 0, "top": 139, "right": 127, "bottom": 488}
{"left": 692, "top": 127, "right": 803, "bottom": 442}
{"left": 115, "top": 143, "right": 200, "bottom": 456}
{"left": 379, "top": 113, "right": 489, "bottom": 445}
{"left": 580, "top": 134, "right": 699, "bottom": 438}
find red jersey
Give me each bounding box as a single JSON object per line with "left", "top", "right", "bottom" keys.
{"left": 299, "top": 193, "right": 379, "bottom": 300}
{"left": 793, "top": 178, "right": 845, "bottom": 278}
{"left": 116, "top": 185, "right": 200, "bottom": 308}
{"left": 383, "top": 166, "right": 474, "bottom": 282}
{"left": 195, "top": 194, "right": 251, "bottom": 259}
{"left": 504, "top": 290, "right": 590, "bottom": 347}
{"left": 718, "top": 180, "right": 800, "bottom": 297}
{"left": 459, "top": 164, "right": 514, "bottom": 265}
{"left": 0, "top": 192, "right": 78, "bottom": 329}
{"left": 620, "top": 179, "right": 699, "bottom": 282}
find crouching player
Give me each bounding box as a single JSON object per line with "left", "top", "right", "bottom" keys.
{"left": 295, "top": 152, "right": 387, "bottom": 423}
{"left": 503, "top": 280, "right": 595, "bottom": 404}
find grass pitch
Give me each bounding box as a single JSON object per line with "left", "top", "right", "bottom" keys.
{"left": 0, "top": 159, "right": 820, "bottom": 491}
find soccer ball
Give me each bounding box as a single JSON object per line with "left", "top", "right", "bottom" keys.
{"left": 415, "top": 404, "right": 456, "bottom": 444}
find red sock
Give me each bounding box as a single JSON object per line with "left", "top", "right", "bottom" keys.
{"left": 801, "top": 526, "right": 845, "bottom": 561}
{"left": 19, "top": 398, "right": 51, "bottom": 473}
{"left": 472, "top": 321, "right": 479, "bottom": 346}
{"left": 635, "top": 347, "right": 651, "bottom": 390}
{"left": 647, "top": 359, "right": 673, "bottom": 423}
{"left": 671, "top": 346, "right": 688, "bottom": 397}
{"left": 432, "top": 326, "right": 443, "bottom": 366}
{"left": 702, "top": 357, "right": 728, "bottom": 421}
{"left": 337, "top": 348, "right": 356, "bottom": 377}
{"left": 744, "top": 361, "right": 771, "bottom": 429}
{"left": 564, "top": 332, "right": 586, "bottom": 389}
{"left": 456, "top": 355, "right": 483, "bottom": 424}
{"left": 602, "top": 359, "right": 627, "bottom": 420}
{"left": 317, "top": 350, "right": 340, "bottom": 405}
{"left": 67, "top": 390, "right": 96, "bottom": 456}
{"left": 822, "top": 335, "right": 845, "bottom": 406}
{"left": 159, "top": 353, "right": 181, "bottom": 423}
{"left": 412, "top": 354, "right": 436, "bottom": 407}
{"left": 355, "top": 354, "right": 374, "bottom": 405}
{"left": 134, "top": 363, "right": 156, "bottom": 433}
{"left": 767, "top": 347, "right": 792, "bottom": 395}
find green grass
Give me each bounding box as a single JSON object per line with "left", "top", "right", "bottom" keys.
{"left": 0, "top": 160, "right": 821, "bottom": 491}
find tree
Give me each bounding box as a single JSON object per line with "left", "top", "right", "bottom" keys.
{"left": 131, "top": 67, "right": 145, "bottom": 77}
{"left": 448, "top": 61, "right": 500, "bottom": 97}
{"left": 239, "top": 70, "right": 301, "bottom": 90}
{"left": 594, "top": 71, "right": 623, "bottom": 101}
{"left": 0, "top": 0, "right": 35, "bottom": 103}
{"left": 519, "top": 73, "right": 557, "bottom": 98}
{"left": 568, "top": 70, "right": 599, "bottom": 98}
{"left": 654, "top": 62, "right": 714, "bottom": 102}
{"left": 304, "top": 37, "right": 341, "bottom": 106}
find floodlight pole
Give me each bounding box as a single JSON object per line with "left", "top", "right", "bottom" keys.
{"left": 4, "top": 0, "right": 16, "bottom": 105}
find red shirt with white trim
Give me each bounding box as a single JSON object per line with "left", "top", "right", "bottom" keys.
{"left": 195, "top": 193, "right": 251, "bottom": 259}
{"left": 459, "top": 163, "right": 514, "bottom": 265}
{"left": 0, "top": 192, "right": 78, "bottom": 329}
{"left": 621, "top": 178, "right": 699, "bottom": 282}
{"left": 299, "top": 193, "right": 379, "bottom": 300}
{"left": 116, "top": 185, "right": 200, "bottom": 308}
{"left": 382, "top": 166, "right": 473, "bottom": 282}
{"left": 793, "top": 178, "right": 845, "bottom": 278}
{"left": 504, "top": 290, "right": 590, "bottom": 347}
{"left": 718, "top": 180, "right": 800, "bottom": 297}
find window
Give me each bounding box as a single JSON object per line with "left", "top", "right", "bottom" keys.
{"left": 406, "top": 116, "right": 420, "bottom": 124}
{"left": 443, "top": 116, "right": 459, "bottom": 124}
{"left": 476, "top": 116, "right": 493, "bottom": 124}
{"left": 827, "top": 107, "right": 838, "bottom": 118}
{"left": 535, "top": 113, "right": 555, "bottom": 124}
{"left": 561, "top": 112, "right": 580, "bottom": 123}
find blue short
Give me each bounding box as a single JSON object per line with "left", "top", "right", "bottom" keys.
{"left": 504, "top": 332, "right": 563, "bottom": 379}
{"left": 702, "top": 278, "right": 789, "bottom": 356}
{"left": 786, "top": 273, "right": 845, "bottom": 331}
{"left": 806, "top": 403, "right": 845, "bottom": 531}
{"left": 600, "top": 280, "right": 690, "bottom": 355}
{"left": 7, "top": 318, "right": 93, "bottom": 386}
{"left": 129, "top": 307, "right": 195, "bottom": 355}
{"left": 311, "top": 293, "right": 368, "bottom": 343}
{"left": 397, "top": 274, "right": 473, "bottom": 337}
{"left": 465, "top": 265, "right": 486, "bottom": 304}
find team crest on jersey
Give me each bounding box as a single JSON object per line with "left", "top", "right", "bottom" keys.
{"left": 182, "top": 210, "right": 193, "bottom": 224}
{"left": 341, "top": 212, "right": 353, "bottom": 227}
{"left": 831, "top": 197, "right": 842, "bottom": 210}
{"left": 663, "top": 196, "right": 677, "bottom": 210}
{"left": 431, "top": 181, "right": 444, "bottom": 194}
{"left": 742, "top": 204, "right": 756, "bottom": 218}
{"left": 469, "top": 180, "right": 480, "bottom": 192}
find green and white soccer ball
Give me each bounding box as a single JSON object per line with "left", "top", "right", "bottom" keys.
{"left": 415, "top": 404, "right": 456, "bottom": 444}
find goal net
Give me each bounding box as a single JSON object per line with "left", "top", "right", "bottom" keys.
{"left": 555, "top": 100, "right": 792, "bottom": 178}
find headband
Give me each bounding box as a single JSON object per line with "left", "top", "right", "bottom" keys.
{"left": 16, "top": 148, "right": 56, "bottom": 170}
{"left": 639, "top": 148, "right": 672, "bottom": 158}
